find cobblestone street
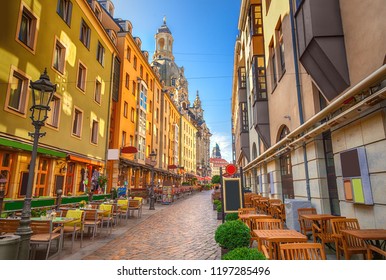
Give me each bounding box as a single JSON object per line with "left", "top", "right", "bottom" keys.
{"left": 55, "top": 190, "right": 221, "bottom": 260}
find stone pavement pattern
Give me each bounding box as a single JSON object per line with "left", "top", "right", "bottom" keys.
{"left": 79, "top": 190, "right": 221, "bottom": 260}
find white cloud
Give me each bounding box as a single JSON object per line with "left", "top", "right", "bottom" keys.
{"left": 210, "top": 132, "right": 232, "bottom": 162}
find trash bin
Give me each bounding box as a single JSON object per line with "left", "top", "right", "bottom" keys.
{"left": 284, "top": 199, "right": 312, "bottom": 231}
{"left": 0, "top": 234, "right": 20, "bottom": 260}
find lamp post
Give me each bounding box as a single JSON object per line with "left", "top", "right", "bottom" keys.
{"left": 149, "top": 150, "right": 157, "bottom": 210}
{"left": 15, "top": 69, "right": 56, "bottom": 259}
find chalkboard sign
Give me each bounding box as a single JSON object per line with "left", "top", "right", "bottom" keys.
{"left": 222, "top": 178, "right": 242, "bottom": 213}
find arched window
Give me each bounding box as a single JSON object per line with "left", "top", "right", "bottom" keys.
{"left": 252, "top": 143, "right": 257, "bottom": 159}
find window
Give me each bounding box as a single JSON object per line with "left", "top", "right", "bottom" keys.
{"left": 94, "top": 80, "right": 101, "bottom": 104}
{"left": 0, "top": 152, "right": 12, "bottom": 195}
{"left": 126, "top": 46, "right": 131, "bottom": 61}
{"left": 238, "top": 67, "right": 246, "bottom": 89}
{"left": 94, "top": 5, "right": 102, "bottom": 21}
{"left": 77, "top": 62, "right": 87, "bottom": 91}
{"left": 121, "top": 131, "right": 126, "bottom": 147}
{"left": 133, "top": 56, "right": 137, "bottom": 70}
{"left": 123, "top": 102, "right": 128, "bottom": 118}
{"left": 125, "top": 73, "right": 130, "bottom": 89}
{"left": 129, "top": 135, "right": 133, "bottom": 146}
{"left": 139, "top": 86, "right": 147, "bottom": 111}
{"left": 148, "top": 122, "right": 152, "bottom": 135}
{"left": 17, "top": 5, "right": 38, "bottom": 51}
{"left": 91, "top": 120, "right": 99, "bottom": 144}
{"left": 269, "top": 42, "right": 277, "bottom": 88}
{"left": 132, "top": 81, "right": 136, "bottom": 95}
{"left": 57, "top": 0, "right": 72, "bottom": 25}
{"left": 46, "top": 95, "right": 61, "bottom": 128}
{"left": 35, "top": 158, "right": 49, "bottom": 196}
{"left": 6, "top": 70, "right": 29, "bottom": 114}
{"left": 276, "top": 23, "right": 285, "bottom": 75}
{"left": 72, "top": 108, "right": 83, "bottom": 137}
{"left": 80, "top": 19, "right": 91, "bottom": 48}
{"left": 131, "top": 107, "right": 135, "bottom": 122}
{"left": 149, "top": 100, "right": 152, "bottom": 113}
{"left": 241, "top": 102, "right": 248, "bottom": 132}
{"left": 53, "top": 39, "right": 66, "bottom": 74}
{"left": 250, "top": 4, "right": 263, "bottom": 36}
{"left": 252, "top": 55, "right": 267, "bottom": 100}
{"left": 96, "top": 41, "right": 105, "bottom": 66}
{"left": 140, "top": 65, "right": 143, "bottom": 78}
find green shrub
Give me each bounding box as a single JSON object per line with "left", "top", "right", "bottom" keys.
{"left": 214, "top": 220, "right": 250, "bottom": 250}
{"left": 222, "top": 247, "right": 266, "bottom": 260}
{"left": 216, "top": 204, "right": 222, "bottom": 213}
{"left": 225, "top": 212, "right": 239, "bottom": 221}
{"left": 213, "top": 199, "right": 221, "bottom": 206}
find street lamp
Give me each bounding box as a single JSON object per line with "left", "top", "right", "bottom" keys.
{"left": 15, "top": 69, "right": 56, "bottom": 259}
{"left": 149, "top": 150, "right": 157, "bottom": 210}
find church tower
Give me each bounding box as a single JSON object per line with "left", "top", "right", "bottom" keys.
{"left": 153, "top": 17, "right": 174, "bottom": 61}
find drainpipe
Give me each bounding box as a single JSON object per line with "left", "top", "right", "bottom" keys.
{"left": 105, "top": 53, "right": 115, "bottom": 194}
{"left": 289, "top": 0, "right": 311, "bottom": 200}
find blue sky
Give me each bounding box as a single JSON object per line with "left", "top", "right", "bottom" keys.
{"left": 112, "top": 0, "right": 240, "bottom": 162}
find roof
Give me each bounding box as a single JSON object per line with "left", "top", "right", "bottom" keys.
{"left": 209, "top": 158, "right": 229, "bottom": 167}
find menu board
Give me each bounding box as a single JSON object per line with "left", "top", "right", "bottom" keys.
{"left": 162, "top": 185, "right": 173, "bottom": 204}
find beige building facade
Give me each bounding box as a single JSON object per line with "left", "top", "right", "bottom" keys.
{"left": 233, "top": 0, "right": 386, "bottom": 228}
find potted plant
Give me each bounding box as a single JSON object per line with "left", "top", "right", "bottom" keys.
{"left": 225, "top": 212, "right": 239, "bottom": 222}
{"left": 222, "top": 247, "right": 266, "bottom": 260}
{"left": 213, "top": 199, "right": 221, "bottom": 210}
{"left": 98, "top": 174, "right": 108, "bottom": 191}
{"left": 216, "top": 203, "right": 223, "bottom": 220}
{"left": 215, "top": 220, "right": 250, "bottom": 256}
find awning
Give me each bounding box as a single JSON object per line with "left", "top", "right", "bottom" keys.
{"left": 67, "top": 155, "right": 104, "bottom": 166}
{"left": 0, "top": 137, "right": 66, "bottom": 158}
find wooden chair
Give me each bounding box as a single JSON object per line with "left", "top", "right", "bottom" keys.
{"left": 367, "top": 244, "right": 386, "bottom": 260}
{"left": 117, "top": 199, "right": 129, "bottom": 222}
{"left": 83, "top": 209, "right": 101, "bottom": 239}
{"left": 238, "top": 207, "right": 256, "bottom": 215}
{"left": 297, "top": 207, "right": 317, "bottom": 236}
{"left": 279, "top": 242, "right": 326, "bottom": 260}
{"left": 331, "top": 218, "right": 367, "bottom": 260}
{"left": 254, "top": 218, "right": 283, "bottom": 230}
{"left": 249, "top": 215, "right": 273, "bottom": 246}
{"left": 311, "top": 218, "right": 336, "bottom": 251}
{"left": 256, "top": 197, "right": 269, "bottom": 214}
{"left": 270, "top": 203, "right": 286, "bottom": 223}
{"left": 98, "top": 204, "right": 114, "bottom": 235}
{"left": 261, "top": 244, "right": 270, "bottom": 260}
{"left": 128, "top": 199, "right": 142, "bottom": 218}
{"left": 0, "top": 218, "right": 20, "bottom": 234}
{"left": 62, "top": 209, "right": 85, "bottom": 252}
{"left": 30, "top": 219, "right": 61, "bottom": 259}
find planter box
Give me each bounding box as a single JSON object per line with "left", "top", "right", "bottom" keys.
{"left": 217, "top": 212, "right": 223, "bottom": 220}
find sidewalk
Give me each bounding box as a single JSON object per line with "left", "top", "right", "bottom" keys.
{"left": 44, "top": 191, "right": 338, "bottom": 260}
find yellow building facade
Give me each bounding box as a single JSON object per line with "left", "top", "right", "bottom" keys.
{"left": 180, "top": 115, "right": 197, "bottom": 181}
{"left": 0, "top": 0, "right": 118, "bottom": 199}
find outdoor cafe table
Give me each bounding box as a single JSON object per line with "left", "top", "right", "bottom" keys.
{"left": 253, "top": 229, "right": 308, "bottom": 260}
{"left": 299, "top": 214, "right": 344, "bottom": 243}
{"left": 340, "top": 229, "right": 386, "bottom": 251}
